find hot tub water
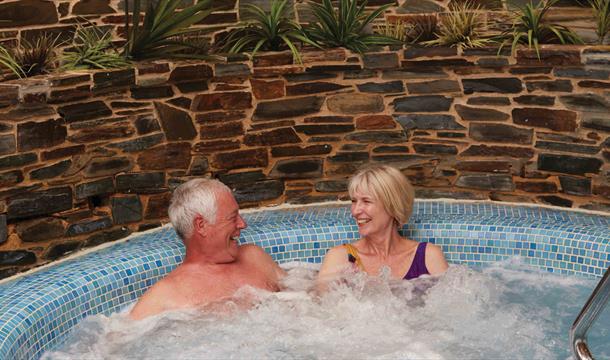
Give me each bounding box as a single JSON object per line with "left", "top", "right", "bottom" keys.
{"left": 42, "top": 258, "right": 610, "bottom": 359}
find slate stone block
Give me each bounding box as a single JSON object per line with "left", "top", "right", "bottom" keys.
{"left": 537, "top": 195, "right": 573, "bottom": 208}
{"left": 218, "top": 170, "right": 267, "bottom": 185}
{"left": 356, "top": 115, "right": 395, "bottom": 130}
{"left": 454, "top": 161, "right": 512, "bottom": 173}
{"left": 169, "top": 64, "right": 213, "bottom": 82}
{"left": 0, "top": 0, "right": 57, "bottom": 27}
{"left": 93, "top": 69, "right": 135, "bottom": 93}
{"left": 283, "top": 72, "right": 336, "bottom": 82}
{"left": 244, "top": 128, "right": 301, "bottom": 146}
{"left": 537, "top": 154, "right": 603, "bottom": 175}
{"left": 456, "top": 105, "right": 509, "bottom": 121}
{"left": 0, "top": 85, "right": 19, "bottom": 109}
{"left": 395, "top": 114, "right": 464, "bottom": 130}
{"left": 393, "top": 95, "right": 452, "bottom": 112}
{"left": 526, "top": 80, "right": 573, "bottom": 92}
{"left": 251, "top": 79, "right": 285, "bottom": 99}
{"left": 0, "top": 153, "right": 37, "bottom": 171}
{"left": 0, "top": 135, "right": 15, "bottom": 156}
{"left": 44, "top": 241, "right": 81, "bottom": 260}
{"left": 16, "top": 217, "right": 65, "bottom": 242}
{"left": 328, "top": 152, "right": 369, "bottom": 163}
{"left": 271, "top": 145, "right": 332, "bottom": 157}
{"left": 154, "top": 102, "right": 196, "bottom": 141}
{"left": 553, "top": 67, "right": 610, "bottom": 79}
{"left": 215, "top": 63, "right": 250, "bottom": 77}
{"left": 85, "top": 227, "right": 132, "bottom": 247}
{"left": 513, "top": 95, "right": 555, "bottom": 106}
{"left": 17, "top": 119, "right": 67, "bottom": 151}
{"left": 460, "top": 145, "right": 534, "bottom": 158}
{"left": 413, "top": 144, "right": 458, "bottom": 155}
{"left": 131, "top": 85, "right": 174, "bottom": 99}
{"left": 286, "top": 82, "right": 350, "bottom": 96}
{"left": 456, "top": 174, "right": 514, "bottom": 191}
{"left": 212, "top": 148, "right": 268, "bottom": 170}
{"left": 577, "top": 80, "right": 610, "bottom": 89}
{"left": 73, "top": 0, "right": 115, "bottom": 14}
{"left": 345, "top": 131, "right": 408, "bottom": 143}
{"left": 469, "top": 123, "right": 533, "bottom": 144}
{"left": 253, "top": 96, "right": 324, "bottom": 121}
{"left": 107, "top": 133, "right": 165, "bottom": 153}
{"left": 8, "top": 187, "right": 72, "bottom": 220}
{"left": 194, "top": 140, "right": 241, "bottom": 153}
{"left": 144, "top": 193, "right": 171, "bottom": 220}
{"left": 512, "top": 108, "right": 577, "bottom": 132}
{"left": 233, "top": 180, "right": 285, "bottom": 203}
{"left": 315, "top": 180, "right": 348, "bottom": 192}
{"left": 75, "top": 178, "right": 115, "bottom": 200}
{"left": 363, "top": 53, "right": 399, "bottom": 69}
{"left": 535, "top": 141, "right": 600, "bottom": 155}
{"left": 0, "top": 215, "right": 6, "bottom": 245}
{"left": 294, "top": 124, "right": 354, "bottom": 135}
{"left": 116, "top": 172, "right": 166, "bottom": 193}
{"left": 137, "top": 143, "right": 192, "bottom": 170}
{"left": 466, "top": 97, "right": 511, "bottom": 106}
{"left": 383, "top": 67, "right": 448, "bottom": 80}
{"left": 356, "top": 81, "right": 404, "bottom": 93}
{"left": 58, "top": 101, "right": 112, "bottom": 123}
{"left": 29, "top": 160, "right": 71, "bottom": 180}
{"left": 559, "top": 176, "right": 591, "bottom": 196}
{"left": 404, "top": 46, "right": 456, "bottom": 58}
{"left": 200, "top": 121, "right": 244, "bottom": 139}
{"left": 327, "top": 94, "right": 384, "bottom": 114}
{"left": 111, "top": 196, "right": 143, "bottom": 224}
{"left": 270, "top": 158, "right": 323, "bottom": 179}
{"left": 406, "top": 80, "right": 461, "bottom": 94}
{"left": 189, "top": 156, "right": 209, "bottom": 175}
{"left": 462, "top": 78, "right": 523, "bottom": 94}
{"left": 0, "top": 250, "right": 36, "bottom": 266}
{"left": 559, "top": 94, "right": 610, "bottom": 112}
{"left": 582, "top": 114, "right": 610, "bottom": 132}
{"left": 192, "top": 92, "right": 252, "bottom": 111}
{"left": 84, "top": 157, "right": 133, "bottom": 177}
{"left": 516, "top": 181, "right": 558, "bottom": 193}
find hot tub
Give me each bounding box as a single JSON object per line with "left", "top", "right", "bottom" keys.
{"left": 0, "top": 200, "right": 608, "bottom": 359}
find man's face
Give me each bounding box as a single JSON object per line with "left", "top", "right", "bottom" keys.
{"left": 206, "top": 190, "right": 247, "bottom": 263}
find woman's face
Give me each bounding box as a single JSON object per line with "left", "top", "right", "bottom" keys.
{"left": 350, "top": 188, "right": 395, "bottom": 239}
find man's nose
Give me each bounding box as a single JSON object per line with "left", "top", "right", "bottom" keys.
{"left": 237, "top": 214, "right": 247, "bottom": 229}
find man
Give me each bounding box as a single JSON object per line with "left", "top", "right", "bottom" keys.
{"left": 130, "top": 178, "right": 285, "bottom": 320}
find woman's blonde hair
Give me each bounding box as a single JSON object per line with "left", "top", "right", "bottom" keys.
{"left": 348, "top": 164, "right": 415, "bottom": 226}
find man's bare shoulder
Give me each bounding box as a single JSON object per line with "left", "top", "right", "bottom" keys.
{"left": 129, "top": 277, "right": 178, "bottom": 320}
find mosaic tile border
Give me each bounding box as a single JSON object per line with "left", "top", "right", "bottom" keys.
{"left": 0, "top": 201, "right": 608, "bottom": 359}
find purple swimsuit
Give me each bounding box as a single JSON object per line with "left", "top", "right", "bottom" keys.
{"left": 403, "top": 242, "right": 430, "bottom": 280}
{"left": 345, "top": 241, "right": 430, "bottom": 280}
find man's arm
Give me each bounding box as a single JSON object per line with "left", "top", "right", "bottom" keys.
{"left": 129, "top": 282, "right": 174, "bottom": 320}
{"left": 241, "top": 244, "right": 286, "bottom": 281}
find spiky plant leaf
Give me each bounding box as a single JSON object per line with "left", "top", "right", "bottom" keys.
{"left": 424, "top": 1, "right": 495, "bottom": 49}
{"left": 62, "top": 25, "right": 131, "bottom": 70}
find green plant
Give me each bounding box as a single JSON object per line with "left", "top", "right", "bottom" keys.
{"left": 0, "top": 44, "right": 24, "bottom": 78}
{"left": 10, "top": 34, "right": 60, "bottom": 77}
{"left": 221, "top": 0, "right": 318, "bottom": 63}
{"left": 374, "top": 19, "right": 413, "bottom": 42}
{"left": 405, "top": 14, "right": 439, "bottom": 44}
{"left": 62, "top": 25, "right": 131, "bottom": 70}
{"left": 124, "top": 0, "right": 216, "bottom": 60}
{"left": 304, "top": 0, "right": 402, "bottom": 53}
{"left": 589, "top": 0, "right": 610, "bottom": 44}
{"left": 500, "top": 0, "right": 583, "bottom": 57}
{"left": 424, "top": 1, "right": 494, "bottom": 49}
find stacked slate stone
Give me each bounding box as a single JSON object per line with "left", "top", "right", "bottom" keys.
{"left": 0, "top": 1, "right": 608, "bottom": 278}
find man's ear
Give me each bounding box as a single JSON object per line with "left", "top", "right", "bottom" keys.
{"left": 194, "top": 215, "right": 208, "bottom": 237}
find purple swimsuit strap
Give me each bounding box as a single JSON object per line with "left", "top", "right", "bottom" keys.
{"left": 404, "top": 242, "right": 430, "bottom": 280}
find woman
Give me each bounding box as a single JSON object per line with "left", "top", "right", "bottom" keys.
{"left": 318, "top": 164, "right": 448, "bottom": 283}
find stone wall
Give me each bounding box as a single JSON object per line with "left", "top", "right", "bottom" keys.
{"left": 0, "top": 0, "right": 600, "bottom": 49}
{"left": 1, "top": 45, "right": 609, "bottom": 278}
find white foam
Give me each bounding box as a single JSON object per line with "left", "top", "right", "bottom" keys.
{"left": 42, "top": 259, "right": 602, "bottom": 360}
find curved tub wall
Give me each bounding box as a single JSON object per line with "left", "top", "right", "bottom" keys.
{"left": 0, "top": 201, "right": 608, "bottom": 359}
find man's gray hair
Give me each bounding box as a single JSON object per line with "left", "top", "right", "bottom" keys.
{"left": 168, "top": 178, "right": 232, "bottom": 239}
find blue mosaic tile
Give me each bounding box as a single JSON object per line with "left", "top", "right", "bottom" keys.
{"left": 0, "top": 201, "right": 608, "bottom": 359}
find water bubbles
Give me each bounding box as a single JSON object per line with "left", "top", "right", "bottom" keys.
{"left": 43, "top": 259, "right": 603, "bottom": 360}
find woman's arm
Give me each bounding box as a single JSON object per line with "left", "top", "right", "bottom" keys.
{"left": 425, "top": 243, "right": 449, "bottom": 275}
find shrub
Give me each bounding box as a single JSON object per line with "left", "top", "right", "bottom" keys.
{"left": 501, "top": 0, "right": 583, "bottom": 57}
{"left": 406, "top": 14, "right": 439, "bottom": 44}
{"left": 589, "top": 0, "right": 610, "bottom": 44}
{"left": 124, "top": 0, "right": 216, "bottom": 60}
{"left": 0, "top": 44, "right": 24, "bottom": 79}
{"left": 9, "top": 34, "right": 60, "bottom": 77}
{"left": 374, "top": 19, "right": 413, "bottom": 42}
{"left": 62, "top": 25, "right": 130, "bottom": 70}
{"left": 221, "top": 0, "right": 318, "bottom": 63}
{"left": 304, "top": 0, "right": 402, "bottom": 53}
{"left": 424, "top": 1, "right": 494, "bottom": 49}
